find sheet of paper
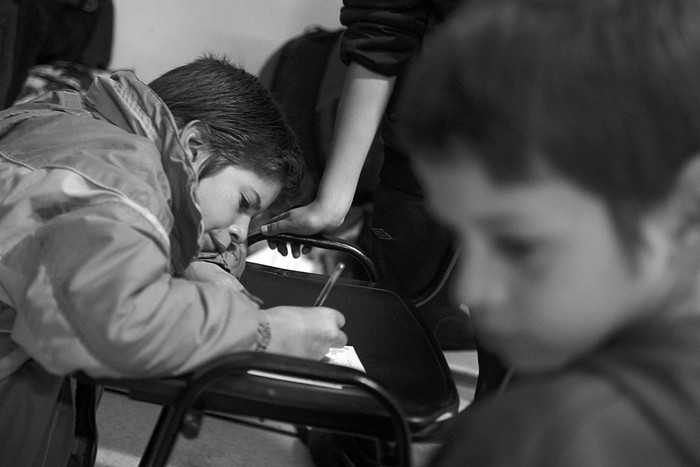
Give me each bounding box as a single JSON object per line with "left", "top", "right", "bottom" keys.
{"left": 247, "top": 346, "right": 366, "bottom": 388}
{"left": 322, "top": 346, "right": 366, "bottom": 372}
{"left": 247, "top": 370, "right": 344, "bottom": 389}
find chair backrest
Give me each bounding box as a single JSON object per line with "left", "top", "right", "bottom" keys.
{"left": 239, "top": 260, "right": 460, "bottom": 434}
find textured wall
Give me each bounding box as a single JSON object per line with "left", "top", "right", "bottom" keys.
{"left": 110, "top": 0, "right": 341, "bottom": 81}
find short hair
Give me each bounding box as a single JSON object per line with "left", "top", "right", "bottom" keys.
{"left": 148, "top": 54, "right": 307, "bottom": 211}
{"left": 401, "top": 0, "right": 700, "bottom": 243}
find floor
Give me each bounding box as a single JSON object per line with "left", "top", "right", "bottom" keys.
{"left": 94, "top": 351, "right": 478, "bottom": 467}
{"left": 95, "top": 391, "right": 315, "bottom": 467}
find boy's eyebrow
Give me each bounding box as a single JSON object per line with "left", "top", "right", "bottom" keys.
{"left": 475, "top": 210, "right": 551, "bottom": 230}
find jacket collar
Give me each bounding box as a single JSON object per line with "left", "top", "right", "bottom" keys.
{"left": 85, "top": 71, "right": 202, "bottom": 273}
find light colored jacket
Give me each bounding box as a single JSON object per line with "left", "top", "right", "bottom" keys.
{"left": 0, "top": 71, "right": 262, "bottom": 380}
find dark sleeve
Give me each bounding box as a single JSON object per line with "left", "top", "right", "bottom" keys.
{"left": 339, "top": 0, "right": 431, "bottom": 76}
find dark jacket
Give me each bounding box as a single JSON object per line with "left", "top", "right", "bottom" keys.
{"left": 339, "top": 0, "right": 460, "bottom": 76}
{"left": 431, "top": 314, "right": 700, "bottom": 466}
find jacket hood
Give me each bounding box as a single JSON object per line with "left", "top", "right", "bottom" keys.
{"left": 85, "top": 71, "right": 202, "bottom": 272}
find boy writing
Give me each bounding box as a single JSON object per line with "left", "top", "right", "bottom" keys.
{"left": 0, "top": 56, "right": 346, "bottom": 465}
{"left": 400, "top": 0, "right": 700, "bottom": 464}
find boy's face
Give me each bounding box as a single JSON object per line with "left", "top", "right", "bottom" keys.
{"left": 178, "top": 121, "right": 282, "bottom": 255}
{"left": 416, "top": 144, "right": 662, "bottom": 373}
{"left": 195, "top": 165, "right": 281, "bottom": 254}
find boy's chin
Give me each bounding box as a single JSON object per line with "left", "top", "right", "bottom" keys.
{"left": 509, "top": 356, "right": 573, "bottom": 375}
{"left": 494, "top": 342, "right": 580, "bottom": 375}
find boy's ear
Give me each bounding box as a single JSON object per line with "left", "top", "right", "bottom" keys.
{"left": 662, "top": 155, "right": 700, "bottom": 243}
{"left": 635, "top": 155, "right": 700, "bottom": 292}
{"left": 637, "top": 213, "right": 674, "bottom": 281}
{"left": 641, "top": 154, "right": 700, "bottom": 277}
{"left": 178, "top": 120, "right": 204, "bottom": 164}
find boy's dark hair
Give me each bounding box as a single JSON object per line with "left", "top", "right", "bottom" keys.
{"left": 148, "top": 54, "right": 307, "bottom": 210}
{"left": 401, "top": 0, "right": 700, "bottom": 244}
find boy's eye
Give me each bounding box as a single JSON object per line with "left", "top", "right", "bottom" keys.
{"left": 493, "top": 235, "right": 538, "bottom": 260}
{"left": 239, "top": 195, "right": 250, "bottom": 211}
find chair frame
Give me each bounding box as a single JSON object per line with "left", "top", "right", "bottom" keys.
{"left": 77, "top": 234, "right": 457, "bottom": 467}
{"left": 119, "top": 352, "right": 411, "bottom": 467}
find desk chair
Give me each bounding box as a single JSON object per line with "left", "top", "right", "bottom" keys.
{"left": 79, "top": 235, "right": 459, "bottom": 467}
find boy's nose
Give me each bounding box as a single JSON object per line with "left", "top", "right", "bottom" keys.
{"left": 228, "top": 218, "right": 250, "bottom": 244}
{"left": 457, "top": 248, "right": 508, "bottom": 311}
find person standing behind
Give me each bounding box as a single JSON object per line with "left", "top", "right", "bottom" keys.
{"left": 401, "top": 0, "right": 700, "bottom": 465}
{"left": 260, "top": 0, "right": 509, "bottom": 406}
{"left": 260, "top": 0, "right": 476, "bottom": 349}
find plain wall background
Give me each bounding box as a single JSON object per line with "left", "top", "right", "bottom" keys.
{"left": 110, "top": 0, "right": 342, "bottom": 82}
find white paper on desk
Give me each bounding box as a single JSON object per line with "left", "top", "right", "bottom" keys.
{"left": 247, "top": 370, "right": 344, "bottom": 389}
{"left": 322, "top": 346, "right": 366, "bottom": 372}
{"left": 246, "top": 347, "right": 365, "bottom": 389}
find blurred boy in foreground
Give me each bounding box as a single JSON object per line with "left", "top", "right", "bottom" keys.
{"left": 401, "top": 0, "right": 700, "bottom": 465}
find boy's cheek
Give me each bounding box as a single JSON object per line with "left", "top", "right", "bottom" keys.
{"left": 465, "top": 293, "right": 596, "bottom": 372}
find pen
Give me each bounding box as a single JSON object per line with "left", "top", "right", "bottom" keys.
{"left": 314, "top": 262, "right": 345, "bottom": 306}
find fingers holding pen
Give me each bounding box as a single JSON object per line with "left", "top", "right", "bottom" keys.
{"left": 318, "top": 306, "right": 348, "bottom": 348}
{"left": 333, "top": 308, "right": 346, "bottom": 328}
{"left": 258, "top": 262, "right": 348, "bottom": 358}
{"left": 264, "top": 305, "right": 347, "bottom": 359}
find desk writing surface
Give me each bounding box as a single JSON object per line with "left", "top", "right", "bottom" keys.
{"left": 97, "top": 262, "right": 458, "bottom": 439}
{"left": 239, "top": 262, "right": 459, "bottom": 430}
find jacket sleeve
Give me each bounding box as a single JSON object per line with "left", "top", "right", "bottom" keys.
{"left": 8, "top": 202, "right": 262, "bottom": 379}
{"left": 339, "top": 0, "right": 431, "bottom": 75}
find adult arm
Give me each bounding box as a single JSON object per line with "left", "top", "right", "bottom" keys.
{"left": 261, "top": 62, "right": 395, "bottom": 236}
{"left": 260, "top": 1, "right": 429, "bottom": 237}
